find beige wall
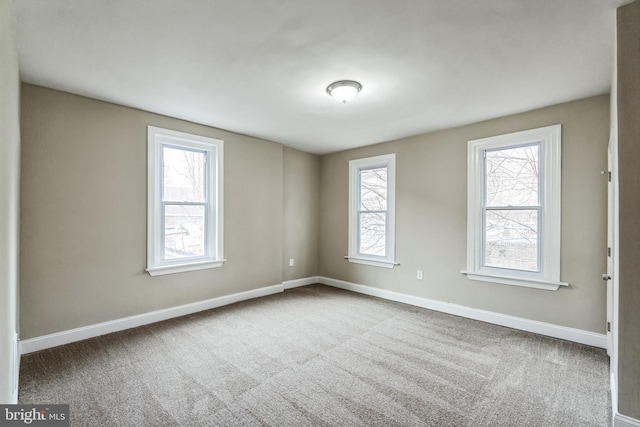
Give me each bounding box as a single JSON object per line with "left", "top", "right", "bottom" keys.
{"left": 0, "top": 0, "right": 21, "bottom": 403}
{"left": 616, "top": 0, "right": 640, "bottom": 419}
{"left": 319, "top": 95, "right": 609, "bottom": 333}
{"left": 283, "top": 147, "right": 320, "bottom": 281}
{"left": 20, "top": 84, "right": 288, "bottom": 339}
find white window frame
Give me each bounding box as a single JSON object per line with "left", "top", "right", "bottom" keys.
{"left": 347, "top": 153, "right": 397, "bottom": 269}
{"left": 147, "top": 126, "right": 224, "bottom": 276}
{"left": 464, "top": 124, "right": 567, "bottom": 291}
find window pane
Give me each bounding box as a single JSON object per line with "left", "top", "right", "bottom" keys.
{"left": 485, "top": 209, "right": 538, "bottom": 271}
{"left": 359, "top": 212, "right": 386, "bottom": 256}
{"left": 485, "top": 144, "right": 539, "bottom": 207}
{"left": 164, "top": 205, "right": 205, "bottom": 259}
{"left": 163, "top": 146, "right": 206, "bottom": 202}
{"left": 360, "top": 167, "right": 387, "bottom": 211}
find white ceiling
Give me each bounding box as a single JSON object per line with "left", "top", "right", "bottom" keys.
{"left": 15, "top": 0, "right": 621, "bottom": 155}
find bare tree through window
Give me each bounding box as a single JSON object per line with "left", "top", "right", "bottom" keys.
{"left": 484, "top": 143, "right": 540, "bottom": 271}
{"left": 359, "top": 167, "right": 387, "bottom": 256}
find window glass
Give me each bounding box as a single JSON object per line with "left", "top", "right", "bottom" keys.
{"left": 162, "top": 146, "right": 206, "bottom": 203}
{"left": 360, "top": 167, "right": 387, "bottom": 211}
{"left": 359, "top": 211, "right": 387, "bottom": 256}
{"left": 484, "top": 209, "right": 538, "bottom": 271}
{"left": 163, "top": 204, "right": 206, "bottom": 260}
{"left": 484, "top": 143, "right": 540, "bottom": 272}
{"left": 359, "top": 166, "right": 388, "bottom": 257}
{"left": 485, "top": 145, "right": 539, "bottom": 207}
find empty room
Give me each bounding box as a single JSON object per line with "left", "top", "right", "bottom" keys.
{"left": 1, "top": 0, "right": 639, "bottom": 426}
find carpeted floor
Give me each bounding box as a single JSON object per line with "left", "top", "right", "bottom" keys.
{"left": 19, "top": 284, "right": 611, "bottom": 426}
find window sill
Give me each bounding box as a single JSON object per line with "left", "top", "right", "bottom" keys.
{"left": 345, "top": 256, "right": 398, "bottom": 269}
{"left": 147, "top": 259, "right": 226, "bottom": 276}
{"left": 461, "top": 270, "right": 568, "bottom": 291}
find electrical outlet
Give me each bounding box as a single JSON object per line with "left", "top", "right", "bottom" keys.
{"left": 289, "top": 258, "right": 295, "bottom": 267}
{"left": 417, "top": 270, "right": 423, "bottom": 280}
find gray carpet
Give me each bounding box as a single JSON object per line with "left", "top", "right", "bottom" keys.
{"left": 19, "top": 284, "right": 611, "bottom": 426}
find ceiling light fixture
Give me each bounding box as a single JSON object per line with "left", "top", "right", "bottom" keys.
{"left": 326, "top": 80, "right": 362, "bottom": 104}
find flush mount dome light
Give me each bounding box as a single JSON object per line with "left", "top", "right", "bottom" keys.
{"left": 326, "top": 80, "right": 362, "bottom": 104}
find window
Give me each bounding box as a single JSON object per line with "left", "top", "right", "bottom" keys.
{"left": 147, "top": 126, "right": 224, "bottom": 276}
{"left": 465, "top": 125, "right": 566, "bottom": 290}
{"left": 347, "top": 153, "right": 396, "bottom": 268}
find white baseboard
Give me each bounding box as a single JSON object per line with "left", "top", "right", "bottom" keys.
{"left": 20, "top": 283, "right": 285, "bottom": 354}
{"left": 612, "top": 370, "right": 639, "bottom": 427}
{"left": 608, "top": 371, "right": 639, "bottom": 427}
{"left": 317, "top": 276, "right": 608, "bottom": 349}
{"left": 19, "top": 275, "right": 608, "bottom": 353}
{"left": 283, "top": 276, "right": 321, "bottom": 289}
{"left": 615, "top": 413, "right": 640, "bottom": 427}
